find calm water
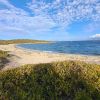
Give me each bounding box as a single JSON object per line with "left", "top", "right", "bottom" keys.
{"left": 17, "top": 41, "right": 100, "bottom": 56}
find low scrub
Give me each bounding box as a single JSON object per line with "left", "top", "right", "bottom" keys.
{"left": 0, "top": 61, "right": 100, "bottom": 100}
{"left": 0, "top": 50, "right": 9, "bottom": 69}
{"left": 0, "top": 50, "right": 9, "bottom": 58}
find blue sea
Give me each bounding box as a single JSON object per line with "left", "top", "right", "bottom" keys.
{"left": 17, "top": 40, "right": 100, "bottom": 56}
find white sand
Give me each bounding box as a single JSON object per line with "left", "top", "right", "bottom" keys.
{"left": 0, "top": 44, "right": 100, "bottom": 70}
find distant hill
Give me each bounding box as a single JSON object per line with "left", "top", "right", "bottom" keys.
{"left": 0, "top": 39, "right": 50, "bottom": 45}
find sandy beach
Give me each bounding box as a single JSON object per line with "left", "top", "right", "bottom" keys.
{"left": 0, "top": 44, "right": 100, "bottom": 70}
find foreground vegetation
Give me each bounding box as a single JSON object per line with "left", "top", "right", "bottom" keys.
{"left": 0, "top": 50, "right": 9, "bottom": 70}
{"left": 0, "top": 39, "right": 49, "bottom": 45}
{"left": 0, "top": 61, "right": 100, "bottom": 100}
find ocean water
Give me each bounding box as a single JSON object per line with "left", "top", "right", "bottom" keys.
{"left": 17, "top": 41, "right": 100, "bottom": 56}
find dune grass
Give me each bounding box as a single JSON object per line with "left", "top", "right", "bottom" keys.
{"left": 0, "top": 61, "right": 100, "bottom": 100}
{"left": 0, "top": 39, "right": 49, "bottom": 45}
{"left": 0, "top": 50, "right": 9, "bottom": 58}
{"left": 0, "top": 50, "right": 9, "bottom": 70}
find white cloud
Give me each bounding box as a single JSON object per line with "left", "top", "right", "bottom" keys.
{"left": 28, "top": 0, "right": 100, "bottom": 25}
{"left": 0, "top": 0, "right": 14, "bottom": 8}
{"left": 0, "top": 0, "right": 27, "bottom": 15}
{"left": 91, "top": 34, "right": 100, "bottom": 39}
{"left": 0, "top": 0, "right": 57, "bottom": 36}
{"left": 0, "top": 0, "right": 100, "bottom": 40}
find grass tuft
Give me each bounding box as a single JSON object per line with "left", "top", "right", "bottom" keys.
{"left": 0, "top": 50, "right": 9, "bottom": 70}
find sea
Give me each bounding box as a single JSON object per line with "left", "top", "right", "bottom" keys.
{"left": 17, "top": 40, "right": 100, "bottom": 56}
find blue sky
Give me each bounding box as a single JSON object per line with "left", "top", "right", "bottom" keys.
{"left": 0, "top": 0, "right": 100, "bottom": 41}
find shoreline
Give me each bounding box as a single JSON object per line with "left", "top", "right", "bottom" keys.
{"left": 0, "top": 44, "right": 100, "bottom": 70}
{"left": 16, "top": 44, "right": 100, "bottom": 57}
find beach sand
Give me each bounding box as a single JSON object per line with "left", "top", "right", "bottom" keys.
{"left": 0, "top": 44, "right": 100, "bottom": 70}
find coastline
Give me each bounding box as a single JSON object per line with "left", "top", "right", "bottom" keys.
{"left": 16, "top": 43, "right": 100, "bottom": 56}
{"left": 0, "top": 44, "right": 100, "bottom": 70}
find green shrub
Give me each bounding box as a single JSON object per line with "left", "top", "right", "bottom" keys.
{"left": 0, "top": 50, "right": 9, "bottom": 58}
{"left": 0, "top": 50, "right": 9, "bottom": 70}
{"left": 74, "top": 91, "right": 92, "bottom": 100}
{"left": 0, "top": 61, "right": 100, "bottom": 100}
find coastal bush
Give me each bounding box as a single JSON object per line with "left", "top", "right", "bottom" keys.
{"left": 0, "top": 50, "right": 9, "bottom": 58}
{"left": 0, "top": 50, "right": 9, "bottom": 69}
{"left": 0, "top": 61, "right": 100, "bottom": 100}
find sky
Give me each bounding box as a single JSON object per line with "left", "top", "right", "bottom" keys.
{"left": 0, "top": 0, "right": 100, "bottom": 41}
